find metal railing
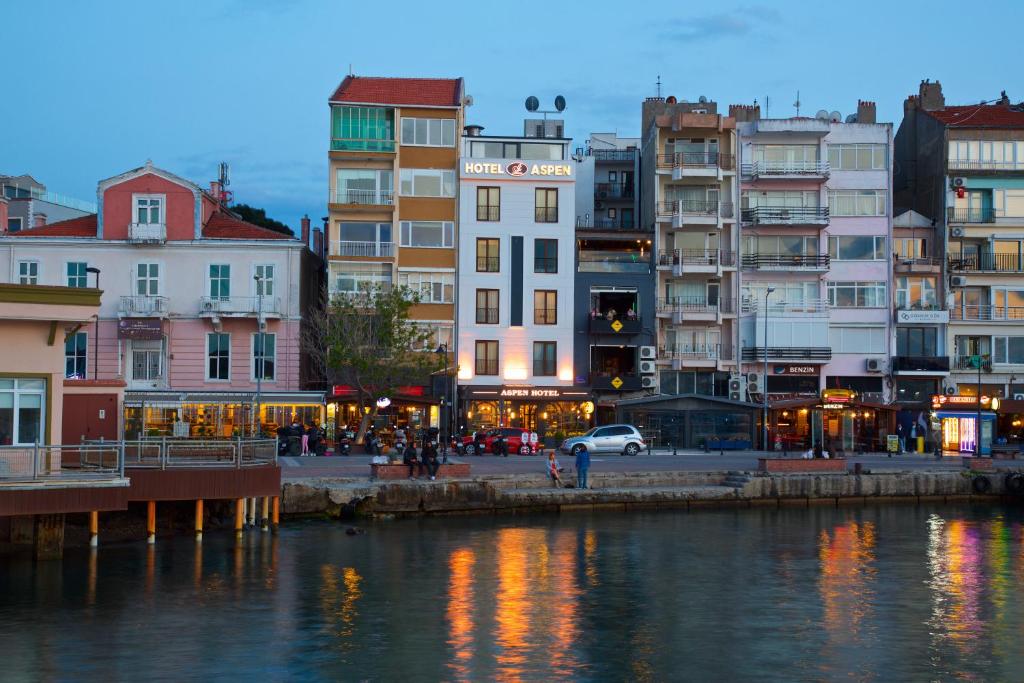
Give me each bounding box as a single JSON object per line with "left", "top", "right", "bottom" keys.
{"left": 199, "top": 295, "right": 281, "bottom": 315}
{"left": 741, "top": 347, "right": 832, "bottom": 361}
{"left": 658, "top": 297, "right": 733, "bottom": 315}
{"left": 575, "top": 218, "right": 643, "bottom": 231}
{"left": 741, "top": 254, "right": 830, "bottom": 269}
{"left": 657, "top": 152, "right": 736, "bottom": 170}
{"left": 128, "top": 223, "right": 167, "bottom": 242}
{"left": 578, "top": 251, "right": 651, "bottom": 273}
{"left": 742, "top": 206, "right": 829, "bottom": 224}
{"left": 535, "top": 207, "right": 559, "bottom": 223}
{"left": 948, "top": 252, "right": 1023, "bottom": 272}
{"left": 0, "top": 443, "right": 124, "bottom": 483}
{"left": 592, "top": 149, "right": 636, "bottom": 162}
{"left": 595, "top": 183, "right": 634, "bottom": 199}
{"left": 659, "top": 199, "right": 720, "bottom": 216}
{"left": 660, "top": 344, "right": 722, "bottom": 361}
{"left": 950, "top": 305, "right": 1024, "bottom": 321}
{"left": 330, "top": 137, "right": 395, "bottom": 152}
{"left": 119, "top": 295, "right": 169, "bottom": 316}
{"left": 954, "top": 356, "right": 992, "bottom": 370}
{"left": 744, "top": 161, "right": 830, "bottom": 177}
{"left": 892, "top": 356, "right": 951, "bottom": 373}
{"left": 332, "top": 240, "right": 394, "bottom": 257}
{"left": 894, "top": 256, "right": 941, "bottom": 268}
{"left": 948, "top": 160, "right": 1024, "bottom": 172}
{"left": 332, "top": 189, "right": 394, "bottom": 205}
{"left": 121, "top": 438, "right": 277, "bottom": 469}
{"left": 947, "top": 207, "right": 995, "bottom": 224}
{"left": 477, "top": 205, "right": 500, "bottom": 221}
{"left": 740, "top": 299, "right": 829, "bottom": 315}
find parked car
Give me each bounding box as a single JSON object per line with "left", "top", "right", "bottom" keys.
{"left": 462, "top": 428, "right": 538, "bottom": 455}
{"left": 560, "top": 424, "right": 646, "bottom": 456}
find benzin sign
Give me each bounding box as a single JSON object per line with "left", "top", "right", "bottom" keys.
{"left": 463, "top": 161, "right": 573, "bottom": 177}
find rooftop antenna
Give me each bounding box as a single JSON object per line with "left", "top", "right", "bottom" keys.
{"left": 793, "top": 90, "right": 801, "bottom": 117}
{"left": 348, "top": 63, "right": 353, "bottom": 76}
{"left": 656, "top": 75, "right": 662, "bottom": 98}
{"left": 764, "top": 96, "right": 769, "bottom": 118}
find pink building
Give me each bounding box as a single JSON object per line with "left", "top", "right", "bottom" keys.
{"left": 0, "top": 161, "right": 324, "bottom": 439}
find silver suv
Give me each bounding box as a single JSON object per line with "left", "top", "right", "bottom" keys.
{"left": 560, "top": 424, "right": 646, "bottom": 456}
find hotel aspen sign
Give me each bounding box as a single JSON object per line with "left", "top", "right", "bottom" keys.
{"left": 462, "top": 161, "right": 574, "bottom": 178}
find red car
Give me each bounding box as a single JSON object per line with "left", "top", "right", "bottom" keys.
{"left": 462, "top": 428, "right": 538, "bottom": 455}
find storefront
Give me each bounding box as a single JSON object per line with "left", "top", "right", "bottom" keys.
{"left": 931, "top": 394, "right": 997, "bottom": 455}
{"left": 771, "top": 389, "right": 895, "bottom": 454}
{"left": 616, "top": 394, "right": 758, "bottom": 450}
{"left": 123, "top": 391, "right": 325, "bottom": 439}
{"left": 460, "top": 385, "right": 594, "bottom": 440}
{"left": 328, "top": 384, "right": 441, "bottom": 444}
{"left": 995, "top": 398, "right": 1024, "bottom": 446}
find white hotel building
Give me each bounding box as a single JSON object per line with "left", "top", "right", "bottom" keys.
{"left": 456, "top": 123, "right": 590, "bottom": 435}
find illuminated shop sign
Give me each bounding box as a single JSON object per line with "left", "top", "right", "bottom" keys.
{"left": 931, "top": 394, "right": 1000, "bottom": 410}
{"left": 462, "top": 161, "right": 574, "bottom": 178}
{"left": 821, "top": 388, "right": 855, "bottom": 403}
{"left": 499, "top": 388, "right": 561, "bottom": 398}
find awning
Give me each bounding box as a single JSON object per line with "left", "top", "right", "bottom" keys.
{"left": 125, "top": 391, "right": 325, "bottom": 406}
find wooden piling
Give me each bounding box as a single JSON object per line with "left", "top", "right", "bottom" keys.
{"left": 234, "top": 498, "right": 244, "bottom": 539}
{"left": 271, "top": 496, "right": 280, "bottom": 534}
{"left": 88, "top": 510, "right": 99, "bottom": 547}
{"left": 261, "top": 496, "right": 269, "bottom": 532}
{"left": 195, "top": 499, "right": 204, "bottom": 542}
{"left": 146, "top": 501, "right": 156, "bottom": 544}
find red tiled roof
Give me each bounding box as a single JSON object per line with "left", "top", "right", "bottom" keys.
{"left": 8, "top": 214, "right": 97, "bottom": 237}
{"left": 203, "top": 211, "right": 294, "bottom": 240}
{"left": 924, "top": 103, "right": 1024, "bottom": 127}
{"left": 329, "top": 75, "right": 463, "bottom": 107}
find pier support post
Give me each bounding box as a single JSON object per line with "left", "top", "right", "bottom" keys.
{"left": 247, "top": 497, "right": 256, "bottom": 527}
{"left": 271, "top": 496, "right": 280, "bottom": 534}
{"left": 10, "top": 515, "right": 35, "bottom": 545}
{"left": 261, "top": 497, "right": 269, "bottom": 532}
{"left": 89, "top": 510, "right": 99, "bottom": 548}
{"left": 146, "top": 501, "right": 156, "bottom": 544}
{"left": 34, "top": 514, "right": 65, "bottom": 561}
{"left": 195, "top": 499, "right": 204, "bottom": 542}
{"left": 235, "top": 498, "right": 244, "bottom": 539}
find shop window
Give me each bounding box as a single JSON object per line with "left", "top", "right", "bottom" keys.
{"left": 0, "top": 378, "right": 46, "bottom": 446}
{"left": 534, "top": 342, "right": 557, "bottom": 376}
{"left": 895, "top": 379, "right": 937, "bottom": 403}
{"left": 65, "top": 331, "right": 87, "bottom": 379}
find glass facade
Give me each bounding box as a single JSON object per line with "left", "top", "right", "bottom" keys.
{"left": 331, "top": 106, "right": 395, "bottom": 152}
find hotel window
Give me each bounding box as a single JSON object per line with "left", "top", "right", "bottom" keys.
{"left": 330, "top": 105, "right": 394, "bottom": 152}
{"left": 477, "top": 187, "right": 500, "bottom": 221}
{"left": 535, "top": 188, "right": 558, "bottom": 222}
{"left": 254, "top": 264, "right": 275, "bottom": 296}
{"left": 209, "top": 264, "right": 230, "bottom": 300}
{"left": 476, "top": 238, "right": 499, "bottom": 272}
{"left": 66, "top": 262, "right": 88, "bottom": 288}
{"left": 828, "top": 235, "right": 886, "bottom": 260}
{"left": 476, "top": 289, "right": 499, "bottom": 324}
{"left": 136, "top": 263, "right": 160, "bottom": 295}
{"left": 0, "top": 378, "right": 46, "bottom": 446}
{"left": 828, "top": 190, "right": 886, "bottom": 216}
{"left": 65, "top": 331, "right": 88, "bottom": 378}
{"left": 534, "top": 290, "right": 557, "bottom": 325}
{"left": 253, "top": 332, "right": 276, "bottom": 381}
{"left": 207, "top": 333, "right": 231, "bottom": 381}
{"left": 132, "top": 340, "right": 164, "bottom": 382}
{"left": 827, "top": 144, "right": 887, "bottom": 170}
{"left": 534, "top": 239, "right": 558, "bottom": 273}
{"left": 475, "top": 341, "right": 499, "bottom": 376}
{"left": 18, "top": 260, "right": 38, "bottom": 285}
{"left": 400, "top": 221, "right": 454, "bottom": 248}
{"left": 399, "top": 169, "right": 455, "bottom": 198}
{"left": 335, "top": 169, "right": 393, "bottom": 205}
{"left": 400, "top": 117, "right": 456, "bottom": 147}
{"left": 133, "top": 195, "right": 163, "bottom": 225}
{"left": 896, "top": 276, "right": 938, "bottom": 310}
{"left": 398, "top": 271, "right": 454, "bottom": 304}
{"left": 826, "top": 281, "right": 887, "bottom": 308}
{"left": 894, "top": 238, "right": 928, "bottom": 261}
{"left": 897, "top": 327, "right": 938, "bottom": 357}
{"left": 533, "top": 342, "right": 557, "bottom": 376}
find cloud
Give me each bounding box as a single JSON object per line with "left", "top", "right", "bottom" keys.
{"left": 660, "top": 5, "right": 781, "bottom": 43}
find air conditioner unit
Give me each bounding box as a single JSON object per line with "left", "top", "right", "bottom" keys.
{"left": 640, "top": 346, "right": 656, "bottom": 360}
{"left": 866, "top": 358, "right": 886, "bottom": 373}
{"left": 746, "top": 372, "right": 760, "bottom": 383}
{"left": 747, "top": 374, "right": 764, "bottom": 396}
{"left": 728, "top": 378, "right": 743, "bottom": 393}
{"left": 951, "top": 177, "right": 966, "bottom": 189}
{"left": 201, "top": 300, "right": 217, "bottom": 312}
{"left": 641, "top": 375, "right": 658, "bottom": 389}
{"left": 950, "top": 275, "right": 967, "bottom": 287}
{"left": 951, "top": 226, "right": 965, "bottom": 238}
{"left": 639, "top": 360, "right": 656, "bottom": 375}
{"left": 945, "top": 385, "right": 957, "bottom": 396}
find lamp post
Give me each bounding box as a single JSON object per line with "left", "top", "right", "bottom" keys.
{"left": 86, "top": 267, "right": 101, "bottom": 380}
{"left": 254, "top": 274, "right": 264, "bottom": 437}
{"left": 436, "top": 343, "right": 449, "bottom": 453}
{"left": 762, "top": 287, "right": 775, "bottom": 452}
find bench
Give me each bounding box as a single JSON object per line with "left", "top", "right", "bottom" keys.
{"left": 758, "top": 457, "right": 847, "bottom": 473}
{"left": 371, "top": 462, "right": 471, "bottom": 480}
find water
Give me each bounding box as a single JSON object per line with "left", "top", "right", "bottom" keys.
{"left": 2, "top": 505, "right": 1024, "bottom": 682}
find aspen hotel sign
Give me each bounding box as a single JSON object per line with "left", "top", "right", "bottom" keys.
{"left": 463, "top": 161, "right": 573, "bottom": 177}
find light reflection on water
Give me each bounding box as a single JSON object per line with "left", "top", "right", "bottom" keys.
{"left": 0, "top": 505, "right": 1023, "bottom": 681}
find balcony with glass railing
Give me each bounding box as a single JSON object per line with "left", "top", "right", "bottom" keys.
{"left": 741, "top": 206, "right": 829, "bottom": 226}
{"left": 331, "top": 241, "right": 395, "bottom": 258}
{"left": 575, "top": 217, "right": 645, "bottom": 232}
{"left": 741, "top": 253, "right": 830, "bottom": 271}
{"left": 592, "top": 149, "right": 636, "bottom": 162}
{"left": 595, "top": 183, "right": 634, "bottom": 199}
{"left": 577, "top": 250, "right": 651, "bottom": 273}
{"left": 740, "top": 299, "right": 829, "bottom": 316}
{"left": 331, "top": 189, "right": 394, "bottom": 206}
{"left": 742, "top": 160, "right": 830, "bottom": 179}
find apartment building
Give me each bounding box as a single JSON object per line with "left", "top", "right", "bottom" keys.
{"left": 734, "top": 101, "right": 893, "bottom": 451}
{"left": 457, "top": 120, "right": 589, "bottom": 437}
{"left": 1, "top": 174, "right": 95, "bottom": 232}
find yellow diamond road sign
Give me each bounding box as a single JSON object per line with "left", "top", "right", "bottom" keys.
{"left": 611, "top": 319, "right": 623, "bottom": 332}
{"left": 611, "top": 376, "right": 624, "bottom": 389}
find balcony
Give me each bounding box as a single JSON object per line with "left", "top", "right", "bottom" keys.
{"left": 741, "top": 206, "right": 829, "bottom": 226}
{"left": 657, "top": 152, "right": 736, "bottom": 176}
{"left": 592, "top": 149, "right": 636, "bottom": 162}
{"left": 588, "top": 317, "right": 642, "bottom": 335}
{"left": 590, "top": 373, "right": 643, "bottom": 391}
{"left": 595, "top": 183, "right": 634, "bottom": 199}
{"left": 660, "top": 345, "right": 729, "bottom": 369}
{"left": 740, "top": 299, "right": 829, "bottom": 316}
{"left": 950, "top": 305, "right": 1024, "bottom": 322}
{"left": 741, "top": 347, "right": 832, "bottom": 361}
{"left": 948, "top": 252, "right": 1024, "bottom": 273}
{"left": 657, "top": 248, "right": 735, "bottom": 276}
{"left": 657, "top": 200, "right": 734, "bottom": 227}
{"left": 947, "top": 207, "right": 995, "bottom": 224}
{"left": 575, "top": 218, "right": 645, "bottom": 233}
{"left": 199, "top": 296, "right": 281, "bottom": 318}
{"left": 119, "top": 295, "right": 169, "bottom": 318}
{"left": 577, "top": 251, "right": 650, "bottom": 273}
{"left": 894, "top": 256, "right": 942, "bottom": 274}
{"left": 331, "top": 240, "right": 395, "bottom": 258}
{"left": 948, "top": 160, "right": 1024, "bottom": 174}
{"left": 128, "top": 223, "right": 166, "bottom": 243}
{"left": 657, "top": 297, "right": 734, "bottom": 323}
{"left": 743, "top": 161, "right": 830, "bottom": 180}
{"left": 330, "top": 137, "right": 395, "bottom": 153}
{"left": 331, "top": 189, "right": 394, "bottom": 206}
{"left": 891, "top": 356, "right": 951, "bottom": 374}
{"left": 741, "top": 254, "right": 830, "bottom": 271}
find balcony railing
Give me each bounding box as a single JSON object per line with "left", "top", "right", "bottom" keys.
{"left": 121, "top": 438, "right": 278, "bottom": 469}
{"left": 891, "top": 356, "right": 951, "bottom": 373}
{"left": 330, "top": 137, "right": 395, "bottom": 153}
{"left": 657, "top": 152, "right": 736, "bottom": 170}
{"left": 589, "top": 317, "right": 642, "bottom": 335}
{"left": 950, "top": 305, "right": 1024, "bottom": 321}
{"left": 590, "top": 373, "right": 643, "bottom": 391}
{"left": 119, "top": 295, "right": 169, "bottom": 317}
{"left": 0, "top": 443, "right": 126, "bottom": 483}
{"left": 199, "top": 296, "right": 281, "bottom": 316}
{"left": 332, "top": 240, "right": 394, "bottom": 257}
{"left": 741, "top": 206, "right": 829, "bottom": 225}
{"left": 740, "top": 299, "right": 829, "bottom": 315}
{"left": 659, "top": 200, "right": 730, "bottom": 217}
{"left": 741, "top": 347, "right": 832, "bottom": 361}
{"left": 948, "top": 252, "right": 1024, "bottom": 273}
{"left": 948, "top": 160, "right": 1024, "bottom": 173}
{"left": 660, "top": 344, "right": 722, "bottom": 361}
{"left": 741, "top": 254, "right": 830, "bottom": 270}
{"left": 575, "top": 218, "right": 644, "bottom": 232}
{"left": 658, "top": 297, "right": 734, "bottom": 315}
{"left": 595, "top": 183, "right": 634, "bottom": 199}
{"left": 954, "top": 356, "right": 992, "bottom": 370}
{"left": 535, "top": 207, "right": 559, "bottom": 223}
{"left": 946, "top": 207, "right": 995, "bottom": 224}
{"left": 578, "top": 251, "right": 650, "bottom": 273}
{"left": 128, "top": 222, "right": 166, "bottom": 243}
{"left": 592, "top": 149, "right": 636, "bottom": 162}
{"left": 743, "top": 161, "right": 830, "bottom": 177}
{"left": 332, "top": 189, "right": 394, "bottom": 205}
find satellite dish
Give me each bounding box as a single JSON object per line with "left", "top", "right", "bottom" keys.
{"left": 525, "top": 96, "right": 540, "bottom": 112}
{"left": 462, "top": 94, "right": 474, "bottom": 107}
{"left": 845, "top": 114, "right": 857, "bottom": 123}
{"left": 698, "top": 95, "right": 708, "bottom": 104}
{"left": 815, "top": 110, "right": 829, "bottom": 120}
{"left": 554, "top": 95, "right": 566, "bottom": 112}
{"left": 829, "top": 111, "right": 842, "bottom": 122}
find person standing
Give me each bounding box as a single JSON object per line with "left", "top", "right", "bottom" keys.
{"left": 575, "top": 445, "right": 591, "bottom": 489}
{"left": 301, "top": 423, "right": 310, "bottom": 455}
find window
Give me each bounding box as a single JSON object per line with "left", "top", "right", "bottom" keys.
{"left": 751, "top": 144, "right": 819, "bottom": 163}
{"left": 207, "top": 333, "right": 231, "bottom": 380}
{"left": 828, "top": 235, "right": 886, "bottom": 260}
{"left": 398, "top": 271, "right": 454, "bottom": 303}
{"left": 535, "top": 238, "right": 558, "bottom": 273}
{"left": 132, "top": 340, "right": 164, "bottom": 381}
{"left": 18, "top": 261, "right": 38, "bottom": 285}
{"left": 741, "top": 190, "right": 819, "bottom": 208}
{"left": 477, "top": 187, "right": 500, "bottom": 221}
{"left": 335, "top": 169, "right": 393, "bottom": 205}
{"left": 254, "top": 264, "right": 274, "bottom": 296}
{"left": 827, "top": 144, "right": 887, "bottom": 170}
{"left": 826, "top": 281, "right": 887, "bottom": 308}
{"left": 476, "top": 238, "right": 499, "bottom": 272}
{"left": 400, "top": 117, "right": 456, "bottom": 147}
{"left": 535, "top": 188, "right": 558, "bottom": 222}
{"left": 412, "top": 324, "right": 454, "bottom": 352}
{"left": 896, "top": 379, "right": 937, "bottom": 403}
{"left": 65, "top": 332, "right": 87, "bottom": 378}
{"left": 134, "top": 195, "right": 163, "bottom": 224}
{"left": 475, "top": 341, "right": 499, "bottom": 376}
{"left": 469, "top": 141, "right": 563, "bottom": 160}
{"left": 66, "top": 262, "right": 88, "bottom": 288}
{"left": 0, "top": 378, "right": 46, "bottom": 445}
{"left": 994, "top": 336, "right": 1024, "bottom": 364}
{"left": 209, "top": 264, "right": 230, "bottom": 300}
{"left": 253, "top": 332, "right": 276, "bottom": 381}
{"left": 896, "top": 276, "right": 938, "bottom": 310}
{"left": 828, "top": 326, "right": 886, "bottom": 354}
{"left": 399, "top": 169, "right": 455, "bottom": 198}
{"left": 335, "top": 222, "right": 392, "bottom": 256}
{"left": 534, "top": 290, "right": 557, "bottom": 325}
{"left": 330, "top": 262, "right": 392, "bottom": 295}
{"left": 949, "top": 140, "right": 1024, "bottom": 170}
{"left": 400, "top": 221, "right": 454, "bottom": 248}
{"left": 894, "top": 238, "right": 928, "bottom": 261}
{"left": 897, "top": 327, "right": 938, "bottom": 357}
{"left": 330, "top": 106, "right": 394, "bottom": 152}
{"left": 533, "top": 342, "right": 557, "bottom": 376}
{"left": 476, "top": 289, "right": 499, "bottom": 324}
{"left": 6, "top": 217, "right": 22, "bottom": 232}
{"left": 136, "top": 263, "right": 159, "bottom": 295}
{"left": 746, "top": 235, "right": 818, "bottom": 256}
{"left": 828, "top": 190, "right": 886, "bottom": 216}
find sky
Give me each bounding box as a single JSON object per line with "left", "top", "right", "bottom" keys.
{"left": 4, "top": 0, "right": 1022, "bottom": 230}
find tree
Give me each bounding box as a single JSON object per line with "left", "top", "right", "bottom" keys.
{"left": 231, "top": 203, "right": 294, "bottom": 236}
{"left": 303, "top": 285, "right": 440, "bottom": 443}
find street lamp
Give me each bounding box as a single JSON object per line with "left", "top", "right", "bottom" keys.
{"left": 254, "top": 274, "right": 264, "bottom": 437}
{"left": 436, "top": 343, "right": 449, "bottom": 454}
{"left": 86, "top": 267, "right": 101, "bottom": 380}
{"left": 762, "top": 287, "right": 775, "bottom": 452}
